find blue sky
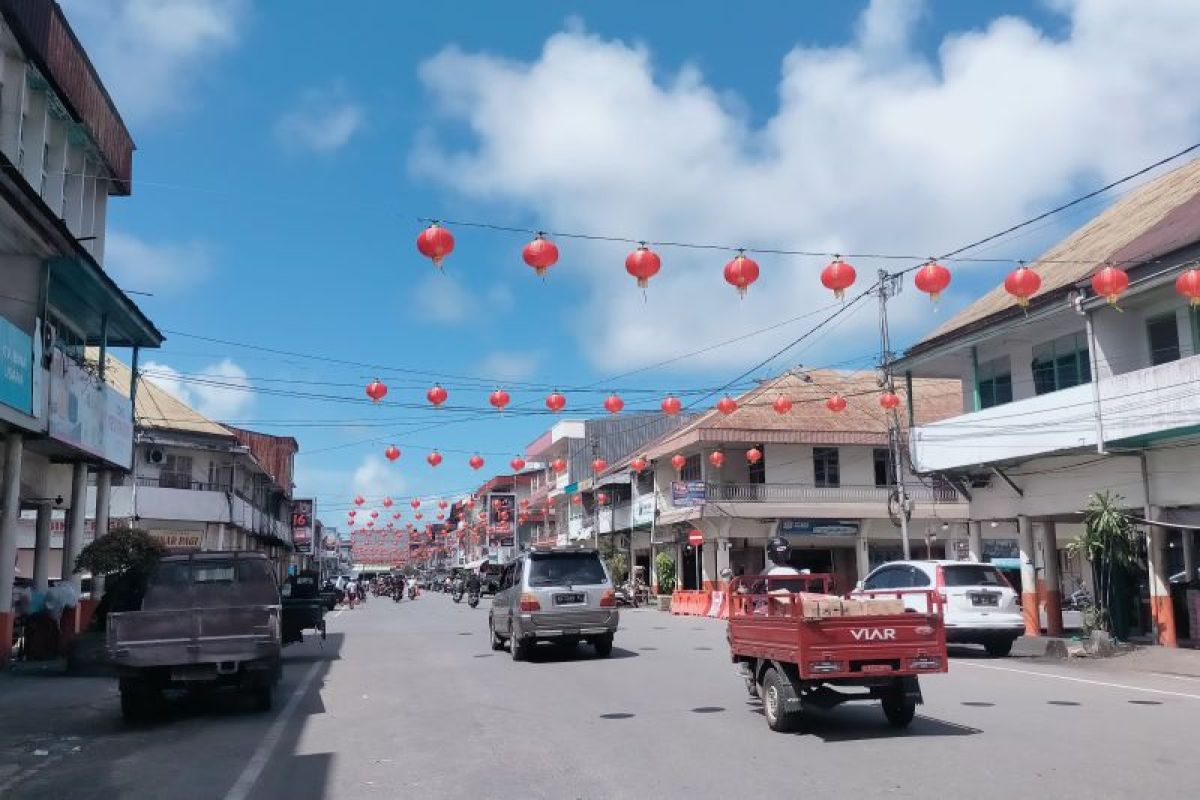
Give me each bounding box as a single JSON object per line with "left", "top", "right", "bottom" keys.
{"left": 61, "top": 0, "right": 1200, "bottom": 522}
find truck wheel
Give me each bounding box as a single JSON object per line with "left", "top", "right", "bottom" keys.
{"left": 761, "top": 668, "right": 801, "bottom": 733}
{"left": 745, "top": 676, "right": 760, "bottom": 698}
{"left": 881, "top": 691, "right": 916, "bottom": 728}
{"left": 592, "top": 635, "right": 613, "bottom": 658}
{"left": 985, "top": 638, "right": 1014, "bottom": 658}
{"left": 119, "top": 679, "right": 159, "bottom": 723}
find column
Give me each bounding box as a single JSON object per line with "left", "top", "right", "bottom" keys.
{"left": 715, "top": 538, "right": 731, "bottom": 586}
{"left": 92, "top": 469, "right": 112, "bottom": 597}
{"left": 1146, "top": 507, "right": 1177, "bottom": 647}
{"left": 32, "top": 501, "right": 51, "bottom": 591}
{"left": 968, "top": 521, "right": 983, "bottom": 562}
{"left": 65, "top": 462, "right": 87, "bottom": 592}
{"left": 0, "top": 432, "right": 24, "bottom": 666}
{"left": 1018, "top": 515, "right": 1039, "bottom": 636}
{"left": 856, "top": 527, "right": 871, "bottom": 585}
{"left": 1039, "top": 521, "right": 1063, "bottom": 637}
{"left": 1183, "top": 529, "right": 1197, "bottom": 583}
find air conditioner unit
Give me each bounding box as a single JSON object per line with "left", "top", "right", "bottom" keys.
{"left": 147, "top": 448, "right": 165, "bottom": 465}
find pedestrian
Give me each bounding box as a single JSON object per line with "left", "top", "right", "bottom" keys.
{"left": 345, "top": 577, "right": 358, "bottom": 609}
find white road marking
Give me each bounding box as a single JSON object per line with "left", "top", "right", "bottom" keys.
{"left": 331, "top": 608, "right": 345, "bottom": 619}
{"left": 223, "top": 661, "right": 323, "bottom": 800}
{"left": 958, "top": 660, "right": 1200, "bottom": 701}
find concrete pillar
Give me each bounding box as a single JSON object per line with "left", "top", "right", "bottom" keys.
{"left": 968, "top": 521, "right": 984, "bottom": 562}
{"left": 0, "top": 432, "right": 24, "bottom": 666}
{"left": 1146, "top": 507, "right": 1177, "bottom": 647}
{"left": 856, "top": 528, "right": 871, "bottom": 584}
{"left": 91, "top": 469, "right": 112, "bottom": 597}
{"left": 1039, "top": 521, "right": 1063, "bottom": 637}
{"left": 66, "top": 462, "right": 88, "bottom": 592}
{"left": 715, "top": 538, "right": 731, "bottom": 587}
{"left": 32, "top": 501, "right": 51, "bottom": 591}
{"left": 1183, "top": 529, "right": 1197, "bottom": 583}
{"left": 1018, "top": 515, "right": 1039, "bottom": 636}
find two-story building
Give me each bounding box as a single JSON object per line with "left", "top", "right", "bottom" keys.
{"left": 614, "top": 370, "right": 966, "bottom": 593}
{"left": 0, "top": 0, "right": 162, "bottom": 664}
{"left": 897, "top": 158, "right": 1200, "bottom": 645}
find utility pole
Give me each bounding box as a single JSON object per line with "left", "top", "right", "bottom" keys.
{"left": 878, "top": 269, "right": 912, "bottom": 560}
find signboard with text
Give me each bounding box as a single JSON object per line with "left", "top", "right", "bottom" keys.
{"left": 291, "top": 498, "right": 315, "bottom": 555}
{"left": 779, "top": 519, "right": 860, "bottom": 536}
{"left": 487, "top": 493, "right": 516, "bottom": 535}
{"left": 632, "top": 493, "right": 656, "bottom": 525}
{"left": 0, "top": 315, "right": 33, "bottom": 415}
{"left": 48, "top": 350, "right": 133, "bottom": 468}
{"left": 671, "top": 481, "right": 706, "bottom": 507}
{"left": 149, "top": 530, "right": 204, "bottom": 550}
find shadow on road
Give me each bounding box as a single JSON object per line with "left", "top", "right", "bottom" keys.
{"left": 521, "top": 644, "right": 641, "bottom": 663}
{"left": 746, "top": 699, "right": 983, "bottom": 742}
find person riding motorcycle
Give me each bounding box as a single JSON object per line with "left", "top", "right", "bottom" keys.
{"left": 465, "top": 569, "right": 481, "bottom": 605}
{"left": 765, "top": 536, "right": 801, "bottom": 576}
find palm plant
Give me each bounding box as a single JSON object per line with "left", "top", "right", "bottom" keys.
{"left": 1065, "top": 491, "right": 1139, "bottom": 636}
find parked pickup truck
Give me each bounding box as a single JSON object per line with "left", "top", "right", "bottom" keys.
{"left": 107, "top": 551, "right": 282, "bottom": 722}
{"left": 727, "top": 573, "right": 947, "bottom": 733}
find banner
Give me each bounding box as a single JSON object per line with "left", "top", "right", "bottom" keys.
{"left": 671, "top": 481, "right": 706, "bottom": 507}
{"left": 149, "top": 530, "right": 204, "bottom": 550}
{"left": 48, "top": 349, "right": 133, "bottom": 468}
{"left": 632, "top": 493, "right": 656, "bottom": 525}
{"left": 487, "top": 492, "right": 516, "bottom": 535}
{"left": 0, "top": 315, "right": 33, "bottom": 415}
{"left": 779, "top": 519, "right": 860, "bottom": 536}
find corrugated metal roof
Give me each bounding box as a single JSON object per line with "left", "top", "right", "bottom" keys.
{"left": 94, "top": 350, "right": 232, "bottom": 438}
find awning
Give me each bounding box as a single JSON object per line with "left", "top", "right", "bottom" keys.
{"left": 1130, "top": 508, "right": 1200, "bottom": 531}
{"left": 595, "top": 473, "right": 631, "bottom": 488}
{"left": 48, "top": 257, "right": 163, "bottom": 347}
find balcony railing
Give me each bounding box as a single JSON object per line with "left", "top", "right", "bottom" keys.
{"left": 702, "top": 483, "right": 959, "bottom": 504}
{"left": 136, "top": 475, "right": 230, "bottom": 492}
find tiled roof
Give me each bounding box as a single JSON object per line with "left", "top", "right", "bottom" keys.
{"left": 94, "top": 350, "right": 233, "bottom": 438}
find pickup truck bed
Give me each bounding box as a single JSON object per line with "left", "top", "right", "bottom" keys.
{"left": 727, "top": 575, "right": 947, "bottom": 733}
{"left": 108, "top": 605, "right": 281, "bottom": 669}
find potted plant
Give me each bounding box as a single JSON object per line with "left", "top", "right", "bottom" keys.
{"left": 1066, "top": 491, "right": 1139, "bottom": 642}
{"left": 655, "top": 552, "right": 676, "bottom": 611}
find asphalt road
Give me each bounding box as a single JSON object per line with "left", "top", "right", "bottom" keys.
{"left": 3, "top": 594, "right": 1199, "bottom": 799}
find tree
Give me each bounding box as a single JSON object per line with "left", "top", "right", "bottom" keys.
{"left": 1066, "top": 491, "right": 1139, "bottom": 636}
{"left": 655, "top": 551, "right": 677, "bottom": 595}
{"left": 74, "top": 527, "right": 165, "bottom": 631}
{"left": 603, "top": 552, "right": 629, "bottom": 584}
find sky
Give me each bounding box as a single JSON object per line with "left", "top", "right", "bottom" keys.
{"left": 58, "top": 0, "right": 1200, "bottom": 524}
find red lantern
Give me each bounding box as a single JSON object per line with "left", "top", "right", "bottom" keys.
{"left": 552, "top": 458, "right": 567, "bottom": 473}
{"left": 348, "top": 509, "right": 357, "bottom": 517}
{"left": 592, "top": 458, "right": 608, "bottom": 474}
{"left": 572, "top": 494, "right": 582, "bottom": 505}
{"left": 1176, "top": 267, "right": 1200, "bottom": 307}
{"left": 489, "top": 388, "right": 511, "bottom": 411}
{"left": 826, "top": 394, "right": 847, "bottom": 413}
{"left": 510, "top": 456, "right": 527, "bottom": 472}
{"left": 1092, "top": 264, "right": 1129, "bottom": 305}
{"left": 746, "top": 447, "right": 762, "bottom": 465}
{"left": 354, "top": 495, "right": 366, "bottom": 507}
{"left": 625, "top": 245, "right": 661, "bottom": 289}
{"left": 415, "top": 512, "right": 423, "bottom": 520}
{"left": 437, "top": 513, "right": 445, "bottom": 521}
{"left": 544, "top": 391, "right": 566, "bottom": 413}
{"left": 382, "top": 497, "right": 393, "bottom": 508}
{"left": 411, "top": 499, "right": 421, "bottom": 510}
{"left": 427, "top": 384, "right": 448, "bottom": 407}
{"left": 370, "top": 510, "right": 379, "bottom": 518}
{"left": 772, "top": 395, "right": 793, "bottom": 415}
{"left": 466, "top": 498, "right": 476, "bottom": 509}
{"left": 821, "top": 257, "right": 857, "bottom": 300}
{"left": 671, "top": 454, "right": 687, "bottom": 472}
{"left": 708, "top": 451, "right": 725, "bottom": 469}
{"left": 522, "top": 235, "right": 559, "bottom": 278}
{"left": 416, "top": 222, "right": 455, "bottom": 268}
{"left": 631, "top": 456, "right": 648, "bottom": 472}
{"left": 384, "top": 444, "right": 400, "bottom": 462}
{"left": 1004, "top": 265, "right": 1042, "bottom": 308}
{"left": 596, "top": 492, "right": 609, "bottom": 505}
{"left": 716, "top": 396, "right": 738, "bottom": 415}
{"left": 469, "top": 454, "right": 484, "bottom": 470}
{"left": 879, "top": 391, "right": 902, "bottom": 410}
{"left": 365, "top": 379, "right": 388, "bottom": 403}
{"left": 438, "top": 499, "right": 448, "bottom": 509}
{"left": 661, "top": 395, "right": 682, "bottom": 416}
{"left": 914, "top": 261, "right": 952, "bottom": 303}
{"left": 603, "top": 394, "right": 624, "bottom": 414}
{"left": 393, "top": 512, "right": 401, "bottom": 519}
{"left": 723, "top": 253, "right": 761, "bottom": 297}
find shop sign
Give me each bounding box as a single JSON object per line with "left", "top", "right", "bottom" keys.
{"left": 500, "top": 536, "right": 514, "bottom": 547}
{"left": 0, "top": 315, "right": 33, "bottom": 415}
{"left": 671, "top": 481, "right": 706, "bottom": 507}
{"left": 780, "top": 519, "right": 860, "bottom": 536}
{"left": 632, "top": 493, "right": 656, "bottom": 525}
{"left": 149, "top": 530, "right": 204, "bottom": 550}
{"left": 983, "top": 538, "right": 1019, "bottom": 558}
{"left": 487, "top": 492, "right": 516, "bottom": 535}
{"left": 292, "top": 498, "right": 315, "bottom": 555}
{"left": 48, "top": 349, "right": 133, "bottom": 468}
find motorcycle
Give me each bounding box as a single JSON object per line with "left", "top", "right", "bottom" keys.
{"left": 467, "top": 587, "right": 480, "bottom": 608}
{"left": 614, "top": 585, "right": 636, "bottom": 607}
{"left": 392, "top": 585, "right": 403, "bottom": 603}
{"left": 408, "top": 584, "right": 417, "bottom": 600}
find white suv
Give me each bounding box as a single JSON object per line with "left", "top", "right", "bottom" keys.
{"left": 856, "top": 560, "right": 1024, "bottom": 657}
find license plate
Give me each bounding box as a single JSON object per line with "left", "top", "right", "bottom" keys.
{"left": 555, "top": 593, "right": 585, "bottom": 604}
{"left": 969, "top": 592, "right": 999, "bottom": 607}
{"left": 861, "top": 664, "right": 893, "bottom": 674}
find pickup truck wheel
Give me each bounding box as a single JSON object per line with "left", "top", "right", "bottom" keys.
{"left": 592, "top": 635, "right": 613, "bottom": 658}
{"left": 761, "top": 668, "right": 801, "bottom": 733}
{"left": 881, "top": 692, "right": 916, "bottom": 728}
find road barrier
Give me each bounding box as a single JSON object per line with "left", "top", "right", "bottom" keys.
{"left": 669, "top": 590, "right": 729, "bottom": 617}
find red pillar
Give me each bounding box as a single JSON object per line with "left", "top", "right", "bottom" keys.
{"left": 0, "top": 611, "right": 13, "bottom": 668}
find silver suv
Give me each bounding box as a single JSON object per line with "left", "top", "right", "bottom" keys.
{"left": 488, "top": 547, "right": 619, "bottom": 660}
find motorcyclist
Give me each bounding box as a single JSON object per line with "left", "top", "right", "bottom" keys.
{"left": 765, "top": 536, "right": 800, "bottom": 576}
{"left": 466, "top": 568, "right": 481, "bottom": 598}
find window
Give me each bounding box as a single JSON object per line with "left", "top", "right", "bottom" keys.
{"left": 1147, "top": 313, "right": 1181, "bottom": 366}
{"left": 976, "top": 356, "right": 1013, "bottom": 409}
{"left": 873, "top": 448, "right": 895, "bottom": 488}
{"left": 1032, "top": 332, "right": 1091, "bottom": 395}
{"left": 527, "top": 553, "right": 607, "bottom": 587}
{"left": 813, "top": 447, "right": 840, "bottom": 488}
{"left": 941, "top": 564, "right": 1005, "bottom": 587}
{"left": 864, "top": 566, "right": 909, "bottom": 590}
{"left": 680, "top": 453, "right": 702, "bottom": 482}
{"left": 160, "top": 454, "right": 194, "bottom": 489}
{"left": 748, "top": 444, "right": 766, "bottom": 484}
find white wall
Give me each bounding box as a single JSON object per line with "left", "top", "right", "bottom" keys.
{"left": 1092, "top": 285, "right": 1197, "bottom": 379}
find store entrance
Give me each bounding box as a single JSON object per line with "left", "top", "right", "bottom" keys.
{"left": 786, "top": 548, "right": 833, "bottom": 573}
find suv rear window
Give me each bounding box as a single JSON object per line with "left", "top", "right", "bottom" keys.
{"left": 941, "top": 564, "right": 1006, "bottom": 587}
{"left": 528, "top": 554, "right": 607, "bottom": 587}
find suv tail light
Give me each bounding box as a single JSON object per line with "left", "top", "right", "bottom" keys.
{"left": 934, "top": 566, "right": 948, "bottom": 605}
{"left": 519, "top": 593, "right": 541, "bottom": 612}
{"left": 599, "top": 588, "right": 616, "bottom": 608}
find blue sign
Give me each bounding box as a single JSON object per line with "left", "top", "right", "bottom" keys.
{"left": 0, "top": 316, "right": 33, "bottom": 415}
{"left": 671, "top": 481, "right": 706, "bottom": 507}
{"left": 780, "top": 519, "right": 860, "bottom": 536}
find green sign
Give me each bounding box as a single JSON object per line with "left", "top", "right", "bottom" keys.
{"left": 0, "top": 316, "right": 33, "bottom": 414}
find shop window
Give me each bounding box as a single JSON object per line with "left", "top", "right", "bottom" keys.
{"left": 873, "top": 448, "right": 895, "bottom": 488}
{"left": 680, "top": 453, "right": 702, "bottom": 482}
{"left": 813, "top": 447, "right": 840, "bottom": 488}
{"left": 976, "top": 356, "right": 1013, "bottom": 409}
{"left": 1031, "top": 332, "right": 1091, "bottom": 395}
{"left": 161, "top": 454, "right": 194, "bottom": 489}
{"left": 1147, "top": 313, "right": 1181, "bottom": 366}
{"left": 748, "top": 444, "right": 766, "bottom": 484}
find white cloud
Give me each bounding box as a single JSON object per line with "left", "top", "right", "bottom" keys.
{"left": 142, "top": 358, "right": 252, "bottom": 420}
{"left": 105, "top": 231, "right": 213, "bottom": 294}
{"left": 274, "top": 85, "right": 365, "bottom": 153}
{"left": 349, "top": 456, "right": 407, "bottom": 504}
{"left": 477, "top": 350, "right": 542, "bottom": 381}
{"left": 414, "top": 274, "right": 514, "bottom": 323}
{"left": 411, "top": 0, "right": 1200, "bottom": 371}
{"left": 61, "top": 0, "right": 244, "bottom": 126}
